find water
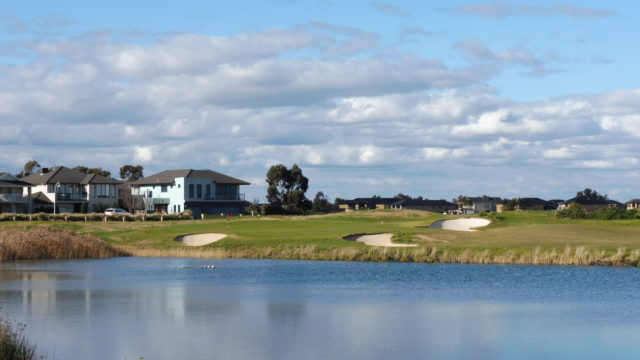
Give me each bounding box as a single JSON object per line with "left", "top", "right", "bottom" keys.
{"left": 2, "top": 258, "right": 640, "bottom": 359}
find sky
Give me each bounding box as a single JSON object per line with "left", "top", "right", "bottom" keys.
{"left": 0, "top": 0, "right": 638, "bottom": 203}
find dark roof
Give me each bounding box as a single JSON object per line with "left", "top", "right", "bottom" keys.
{"left": 0, "top": 172, "right": 31, "bottom": 187}
{"left": 516, "top": 197, "right": 550, "bottom": 206}
{"left": 626, "top": 199, "right": 640, "bottom": 205}
{"left": 31, "top": 191, "right": 52, "bottom": 203}
{"left": 338, "top": 197, "right": 398, "bottom": 205}
{"left": 129, "top": 169, "right": 250, "bottom": 186}
{"left": 469, "top": 196, "right": 503, "bottom": 203}
{"left": 563, "top": 197, "right": 612, "bottom": 205}
{"left": 23, "top": 167, "right": 121, "bottom": 185}
{"left": 391, "top": 199, "right": 457, "bottom": 207}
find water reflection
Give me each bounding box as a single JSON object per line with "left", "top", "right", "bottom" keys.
{"left": 1, "top": 258, "right": 640, "bottom": 360}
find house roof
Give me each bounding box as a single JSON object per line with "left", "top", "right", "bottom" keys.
{"left": 562, "top": 197, "right": 612, "bottom": 205}
{"left": 468, "top": 196, "right": 503, "bottom": 203}
{"left": 338, "top": 197, "right": 398, "bottom": 205}
{"left": 0, "top": 172, "right": 31, "bottom": 187}
{"left": 129, "top": 169, "right": 250, "bottom": 186}
{"left": 391, "top": 199, "right": 457, "bottom": 207}
{"left": 31, "top": 191, "right": 52, "bottom": 203}
{"left": 626, "top": 199, "right": 640, "bottom": 205}
{"left": 23, "top": 166, "right": 121, "bottom": 185}
{"left": 515, "top": 197, "right": 550, "bottom": 206}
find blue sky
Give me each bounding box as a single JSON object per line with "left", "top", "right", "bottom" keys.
{"left": 0, "top": 1, "right": 638, "bottom": 202}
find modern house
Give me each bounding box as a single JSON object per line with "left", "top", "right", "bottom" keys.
{"left": 390, "top": 199, "right": 458, "bottom": 213}
{"left": 626, "top": 199, "right": 640, "bottom": 211}
{"left": 0, "top": 172, "right": 32, "bottom": 214}
{"left": 499, "top": 197, "right": 555, "bottom": 212}
{"left": 458, "top": 196, "right": 503, "bottom": 214}
{"left": 127, "top": 169, "right": 250, "bottom": 217}
{"left": 23, "top": 167, "right": 122, "bottom": 213}
{"left": 557, "top": 197, "right": 623, "bottom": 213}
{"left": 337, "top": 197, "right": 398, "bottom": 211}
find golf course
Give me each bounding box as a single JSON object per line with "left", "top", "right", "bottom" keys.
{"left": 3, "top": 210, "right": 640, "bottom": 266}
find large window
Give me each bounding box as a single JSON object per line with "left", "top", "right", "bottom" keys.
{"left": 93, "top": 184, "right": 114, "bottom": 198}
{"left": 205, "top": 184, "right": 211, "bottom": 199}
{"left": 161, "top": 185, "right": 167, "bottom": 193}
{"left": 196, "top": 184, "right": 202, "bottom": 199}
{"left": 188, "top": 184, "right": 194, "bottom": 198}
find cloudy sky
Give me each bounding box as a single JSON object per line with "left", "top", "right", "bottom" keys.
{"left": 1, "top": 0, "right": 638, "bottom": 202}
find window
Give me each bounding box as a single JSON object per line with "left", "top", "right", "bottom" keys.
{"left": 178, "top": 205, "right": 181, "bottom": 212}
{"left": 188, "top": 184, "right": 194, "bottom": 198}
{"left": 196, "top": 184, "right": 202, "bottom": 199}
{"left": 161, "top": 185, "right": 167, "bottom": 193}
{"left": 205, "top": 184, "right": 211, "bottom": 199}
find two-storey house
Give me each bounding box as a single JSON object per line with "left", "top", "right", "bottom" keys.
{"left": 0, "top": 172, "right": 33, "bottom": 214}
{"left": 23, "top": 167, "right": 122, "bottom": 213}
{"left": 128, "top": 169, "right": 250, "bottom": 217}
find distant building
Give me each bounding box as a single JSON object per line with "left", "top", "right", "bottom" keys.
{"left": 128, "top": 169, "right": 250, "bottom": 217}
{"left": 626, "top": 199, "right": 640, "bottom": 211}
{"left": 22, "top": 166, "right": 121, "bottom": 213}
{"left": 390, "top": 199, "right": 458, "bottom": 213}
{"left": 337, "top": 197, "right": 397, "bottom": 211}
{"left": 458, "top": 196, "right": 503, "bottom": 214}
{"left": 0, "top": 172, "right": 32, "bottom": 214}
{"left": 557, "top": 197, "right": 623, "bottom": 213}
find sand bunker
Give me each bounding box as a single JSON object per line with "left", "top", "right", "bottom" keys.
{"left": 429, "top": 218, "right": 491, "bottom": 232}
{"left": 175, "top": 233, "right": 227, "bottom": 246}
{"left": 345, "top": 233, "right": 417, "bottom": 247}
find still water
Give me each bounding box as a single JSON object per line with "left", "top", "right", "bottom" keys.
{"left": 1, "top": 257, "right": 640, "bottom": 359}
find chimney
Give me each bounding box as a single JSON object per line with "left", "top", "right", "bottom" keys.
{"left": 41, "top": 168, "right": 49, "bottom": 175}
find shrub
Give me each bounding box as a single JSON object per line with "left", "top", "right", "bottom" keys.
{"left": 0, "top": 318, "right": 41, "bottom": 360}
{"left": 556, "top": 204, "right": 587, "bottom": 219}
{"left": 592, "top": 207, "right": 635, "bottom": 220}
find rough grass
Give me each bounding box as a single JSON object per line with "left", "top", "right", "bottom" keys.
{"left": 0, "top": 227, "right": 126, "bottom": 261}
{"left": 0, "top": 318, "right": 42, "bottom": 360}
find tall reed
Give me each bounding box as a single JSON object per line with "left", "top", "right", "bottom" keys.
{"left": 0, "top": 318, "right": 42, "bottom": 360}
{"left": 0, "top": 227, "right": 127, "bottom": 261}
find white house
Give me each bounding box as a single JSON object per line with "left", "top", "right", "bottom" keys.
{"left": 128, "top": 169, "right": 250, "bottom": 217}
{"left": 0, "top": 172, "right": 32, "bottom": 214}
{"left": 23, "top": 166, "right": 122, "bottom": 213}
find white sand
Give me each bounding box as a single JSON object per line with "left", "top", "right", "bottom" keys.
{"left": 175, "top": 233, "right": 227, "bottom": 246}
{"left": 429, "top": 218, "right": 491, "bottom": 232}
{"left": 345, "top": 233, "right": 417, "bottom": 247}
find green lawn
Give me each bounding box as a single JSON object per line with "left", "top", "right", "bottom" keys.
{"left": 3, "top": 210, "right": 640, "bottom": 265}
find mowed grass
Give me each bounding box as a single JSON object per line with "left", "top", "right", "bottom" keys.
{"left": 2, "top": 210, "right": 640, "bottom": 265}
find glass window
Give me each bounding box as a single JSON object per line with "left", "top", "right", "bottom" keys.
{"left": 161, "top": 185, "right": 167, "bottom": 192}
{"left": 205, "top": 184, "right": 211, "bottom": 199}
{"left": 188, "top": 184, "right": 194, "bottom": 198}
{"left": 196, "top": 184, "right": 202, "bottom": 199}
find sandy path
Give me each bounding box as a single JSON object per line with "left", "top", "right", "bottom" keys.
{"left": 175, "top": 233, "right": 227, "bottom": 246}
{"left": 429, "top": 218, "right": 491, "bottom": 232}
{"left": 345, "top": 233, "right": 417, "bottom": 247}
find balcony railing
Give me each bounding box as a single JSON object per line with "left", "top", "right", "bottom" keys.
{"left": 188, "top": 193, "right": 245, "bottom": 201}
{"left": 0, "top": 194, "right": 30, "bottom": 203}
{"left": 56, "top": 193, "right": 87, "bottom": 201}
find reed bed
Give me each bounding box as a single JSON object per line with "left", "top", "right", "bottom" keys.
{"left": 118, "top": 244, "right": 640, "bottom": 266}
{"left": 0, "top": 227, "right": 126, "bottom": 261}
{"left": 0, "top": 318, "right": 42, "bottom": 360}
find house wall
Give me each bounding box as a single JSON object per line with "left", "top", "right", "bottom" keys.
{"left": 402, "top": 205, "right": 457, "bottom": 213}
{"left": 87, "top": 184, "right": 118, "bottom": 211}
{"left": 473, "top": 201, "right": 496, "bottom": 213}
{"left": 628, "top": 203, "right": 640, "bottom": 210}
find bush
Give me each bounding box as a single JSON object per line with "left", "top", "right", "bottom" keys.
{"left": 0, "top": 318, "right": 41, "bottom": 360}
{"left": 592, "top": 207, "right": 635, "bottom": 220}
{"left": 556, "top": 204, "right": 587, "bottom": 219}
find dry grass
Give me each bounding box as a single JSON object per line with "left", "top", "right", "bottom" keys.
{"left": 0, "top": 227, "right": 126, "bottom": 261}
{"left": 118, "top": 244, "right": 640, "bottom": 266}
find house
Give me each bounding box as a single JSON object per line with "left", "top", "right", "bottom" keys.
{"left": 337, "top": 197, "right": 398, "bottom": 211}
{"left": 22, "top": 167, "right": 122, "bottom": 213}
{"left": 507, "top": 197, "right": 555, "bottom": 211}
{"left": 557, "top": 197, "right": 622, "bottom": 213}
{"left": 626, "top": 199, "right": 640, "bottom": 211}
{"left": 0, "top": 172, "right": 33, "bottom": 214}
{"left": 458, "top": 196, "right": 503, "bottom": 214}
{"left": 390, "top": 199, "right": 458, "bottom": 213}
{"left": 128, "top": 169, "right": 250, "bottom": 217}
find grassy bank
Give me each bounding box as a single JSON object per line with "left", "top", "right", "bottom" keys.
{"left": 0, "top": 227, "right": 126, "bottom": 261}
{"left": 2, "top": 210, "right": 640, "bottom": 266}
{"left": 0, "top": 317, "right": 42, "bottom": 360}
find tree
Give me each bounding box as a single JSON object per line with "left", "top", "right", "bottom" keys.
{"left": 119, "top": 184, "right": 145, "bottom": 213}
{"left": 73, "top": 166, "right": 111, "bottom": 177}
{"left": 19, "top": 160, "right": 41, "bottom": 177}
{"left": 394, "top": 193, "right": 411, "bottom": 200}
{"left": 119, "top": 165, "right": 144, "bottom": 181}
{"left": 576, "top": 188, "right": 607, "bottom": 200}
{"left": 266, "top": 164, "right": 312, "bottom": 214}
{"left": 312, "top": 191, "right": 333, "bottom": 213}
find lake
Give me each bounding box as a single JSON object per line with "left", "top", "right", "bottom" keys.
{"left": 1, "top": 257, "right": 640, "bottom": 359}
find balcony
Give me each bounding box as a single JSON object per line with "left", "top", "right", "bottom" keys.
{"left": 56, "top": 193, "right": 87, "bottom": 201}
{"left": 0, "top": 194, "right": 30, "bottom": 203}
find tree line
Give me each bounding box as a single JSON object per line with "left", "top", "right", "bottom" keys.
{"left": 16, "top": 161, "right": 144, "bottom": 181}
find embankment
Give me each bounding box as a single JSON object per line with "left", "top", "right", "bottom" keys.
{"left": 0, "top": 227, "right": 126, "bottom": 261}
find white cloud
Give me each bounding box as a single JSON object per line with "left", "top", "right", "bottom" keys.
{"left": 134, "top": 146, "right": 155, "bottom": 163}
{"left": 543, "top": 147, "right": 573, "bottom": 159}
